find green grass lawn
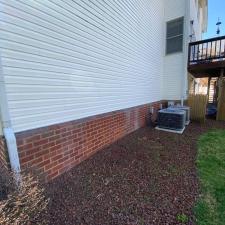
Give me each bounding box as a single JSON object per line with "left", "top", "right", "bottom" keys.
{"left": 195, "top": 130, "right": 225, "bottom": 225}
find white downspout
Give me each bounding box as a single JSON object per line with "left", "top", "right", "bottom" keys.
{"left": 0, "top": 50, "right": 20, "bottom": 173}
{"left": 3, "top": 128, "right": 20, "bottom": 173}
{"left": 181, "top": 0, "right": 191, "bottom": 105}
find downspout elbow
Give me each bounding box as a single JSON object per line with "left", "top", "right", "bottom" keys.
{"left": 3, "top": 127, "right": 20, "bottom": 173}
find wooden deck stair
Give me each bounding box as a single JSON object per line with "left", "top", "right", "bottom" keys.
{"left": 208, "top": 78, "right": 217, "bottom": 104}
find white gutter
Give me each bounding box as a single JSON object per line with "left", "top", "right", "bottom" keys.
{"left": 0, "top": 50, "right": 20, "bottom": 173}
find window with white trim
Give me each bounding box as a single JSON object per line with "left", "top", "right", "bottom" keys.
{"left": 166, "top": 17, "right": 184, "bottom": 54}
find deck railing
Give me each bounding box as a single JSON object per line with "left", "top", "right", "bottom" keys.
{"left": 188, "top": 35, "right": 225, "bottom": 65}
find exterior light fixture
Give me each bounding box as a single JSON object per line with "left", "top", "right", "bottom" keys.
{"left": 190, "top": 20, "right": 195, "bottom": 41}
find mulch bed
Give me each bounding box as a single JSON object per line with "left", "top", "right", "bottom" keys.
{"left": 45, "top": 120, "right": 225, "bottom": 225}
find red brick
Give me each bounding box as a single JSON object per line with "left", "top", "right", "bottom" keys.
{"left": 41, "top": 130, "right": 55, "bottom": 139}
{"left": 31, "top": 156, "right": 43, "bottom": 164}
{"left": 18, "top": 143, "right": 33, "bottom": 152}
{"left": 15, "top": 101, "right": 164, "bottom": 182}
{"left": 47, "top": 170, "right": 59, "bottom": 181}
{"left": 41, "top": 141, "right": 56, "bottom": 150}
{"left": 33, "top": 138, "right": 49, "bottom": 146}
{"left": 20, "top": 155, "right": 34, "bottom": 164}
{"left": 18, "top": 151, "right": 26, "bottom": 158}
{"left": 51, "top": 154, "right": 63, "bottom": 162}
{"left": 35, "top": 149, "right": 49, "bottom": 158}
{"left": 24, "top": 134, "right": 41, "bottom": 144}
{"left": 45, "top": 161, "right": 58, "bottom": 171}
{"left": 0, "top": 137, "right": 8, "bottom": 169}
{"left": 37, "top": 159, "right": 51, "bottom": 168}
{"left": 48, "top": 134, "right": 60, "bottom": 142}
{"left": 16, "top": 139, "right": 24, "bottom": 146}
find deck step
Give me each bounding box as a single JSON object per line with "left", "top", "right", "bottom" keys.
{"left": 208, "top": 78, "right": 218, "bottom": 104}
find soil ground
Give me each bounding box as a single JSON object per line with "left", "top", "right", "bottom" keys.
{"left": 45, "top": 120, "right": 225, "bottom": 225}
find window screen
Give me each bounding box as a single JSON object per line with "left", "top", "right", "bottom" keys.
{"left": 166, "top": 17, "right": 184, "bottom": 54}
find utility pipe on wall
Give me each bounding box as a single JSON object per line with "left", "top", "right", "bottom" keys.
{"left": 181, "top": 0, "right": 191, "bottom": 104}
{"left": 0, "top": 50, "right": 20, "bottom": 173}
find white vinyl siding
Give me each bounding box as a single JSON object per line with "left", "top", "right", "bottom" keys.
{"left": 163, "top": 55, "right": 183, "bottom": 100}
{"left": 163, "top": 0, "right": 187, "bottom": 100}
{"left": 0, "top": 0, "right": 164, "bottom": 132}
{"left": 190, "top": 0, "right": 203, "bottom": 40}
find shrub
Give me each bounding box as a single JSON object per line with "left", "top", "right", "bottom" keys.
{"left": 0, "top": 166, "right": 49, "bottom": 225}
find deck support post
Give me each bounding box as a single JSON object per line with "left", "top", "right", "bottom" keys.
{"left": 207, "top": 77, "right": 211, "bottom": 103}
{"left": 217, "top": 68, "right": 225, "bottom": 121}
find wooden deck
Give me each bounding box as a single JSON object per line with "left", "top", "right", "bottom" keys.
{"left": 188, "top": 36, "right": 225, "bottom": 78}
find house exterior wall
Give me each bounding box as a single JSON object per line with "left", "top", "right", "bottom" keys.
{"left": 0, "top": 0, "right": 164, "bottom": 133}
{"left": 16, "top": 101, "right": 163, "bottom": 181}
{"left": 163, "top": 0, "right": 187, "bottom": 101}
{"left": 0, "top": 135, "right": 8, "bottom": 168}
{"left": 190, "top": 0, "right": 206, "bottom": 41}
{"left": 0, "top": 0, "right": 206, "bottom": 180}
{"left": 162, "top": 0, "right": 204, "bottom": 101}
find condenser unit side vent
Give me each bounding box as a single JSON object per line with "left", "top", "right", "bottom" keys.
{"left": 168, "top": 106, "right": 190, "bottom": 125}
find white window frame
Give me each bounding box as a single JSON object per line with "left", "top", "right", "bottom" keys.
{"left": 166, "top": 17, "right": 184, "bottom": 55}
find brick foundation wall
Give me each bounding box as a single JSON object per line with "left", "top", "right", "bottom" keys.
{"left": 0, "top": 136, "right": 8, "bottom": 169}
{"left": 16, "top": 102, "right": 163, "bottom": 181}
